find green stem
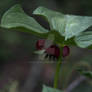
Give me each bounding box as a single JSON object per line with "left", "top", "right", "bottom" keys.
{"left": 54, "top": 48, "right": 62, "bottom": 88}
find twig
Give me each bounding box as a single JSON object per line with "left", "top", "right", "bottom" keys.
{"left": 64, "top": 76, "right": 86, "bottom": 92}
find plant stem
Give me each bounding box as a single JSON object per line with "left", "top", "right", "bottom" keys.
{"left": 54, "top": 49, "right": 62, "bottom": 88}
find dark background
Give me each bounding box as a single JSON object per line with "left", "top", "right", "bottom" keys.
{"left": 0, "top": 0, "right": 92, "bottom": 92}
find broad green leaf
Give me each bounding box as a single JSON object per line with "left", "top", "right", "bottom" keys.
{"left": 33, "top": 7, "right": 92, "bottom": 40}
{"left": 65, "top": 15, "right": 92, "bottom": 40}
{"left": 74, "top": 31, "right": 92, "bottom": 48}
{"left": 1, "top": 4, "right": 49, "bottom": 37}
{"left": 33, "top": 7, "right": 66, "bottom": 37}
{"left": 77, "top": 69, "right": 92, "bottom": 79}
{"left": 42, "top": 85, "right": 63, "bottom": 92}
{"left": 33, "top": 7, "right": 64, "bottom": 23}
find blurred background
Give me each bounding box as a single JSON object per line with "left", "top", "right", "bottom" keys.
{"left": 0, "top": 0, "right": 92, "bottom": 92}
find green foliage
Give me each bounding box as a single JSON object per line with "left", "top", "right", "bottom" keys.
{"left": 33, "top": 6, "right": 92, "bottom": 40}
{"left": 74, "top": 31, "right": 92, "bottom": 48}
{"left": 77, "top": 69, "right": 92, "bottom": 78}
{"left": 1, "top": 4, "right": 92, "bottom": 48}
{"left": 1, "top": 4, "right": 49, "bottom": 37}
{"left": 0, "top": 4, "right": 92, "bottom": 92}
{"left": 42, "top": 85, "right": 63, "bottom": 92}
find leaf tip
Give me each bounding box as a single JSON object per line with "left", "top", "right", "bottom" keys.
{"left": 33, "top": 6, "right": 46, "bottom": 15}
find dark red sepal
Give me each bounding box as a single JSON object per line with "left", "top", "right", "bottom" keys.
{"left": 45, "top": 45, "right": 60, "bottom": 59}
{"left": 36, "top": 39, "right": 45, "bottom": 50}
{"left": 62, "top": 46, "right": 70, "bottom": 57}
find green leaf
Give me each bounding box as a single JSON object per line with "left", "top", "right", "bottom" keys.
{"left": 74, "top": 31, "right": 92, "bottom": 48}
{"left": 33, "top": 7, "right": 66, "bottom": 37}
{"left": 33, "top": 7, "right": 92, "bottom": 40}
{"left": 1, "top": 4, "right": 49, "bottom": 37}
{"left": 77, "top": 69, "right": 92, "bottom": 78}
{"left": 65, "top": 15, "right": 92, "bottom": 40}
{"left": 33, "top": 7, "right": 64, "bottom": 23}
{"left": 42, "top": 85, "right": 63, "bottom": 92}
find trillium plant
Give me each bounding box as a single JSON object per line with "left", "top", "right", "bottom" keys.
{"left": 0, "top": 4, "right": 92, "bottom": 92}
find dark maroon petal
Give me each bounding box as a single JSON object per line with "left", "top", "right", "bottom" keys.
{"left": 45, "top": 45, "right": 60, "bottom": 59}
{"left": 62, "top": 46, "right": 70, "bottom": 57}
{"left": 55, "top": 46, "right": 60, "bottom": 58}
{"left": 36, "top": 39, "right": 45, "bottom": 50}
